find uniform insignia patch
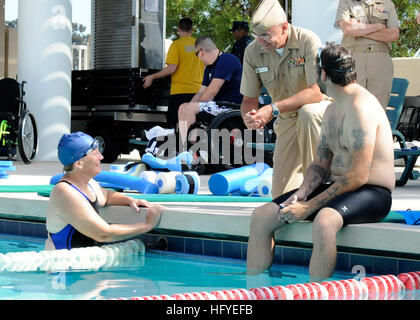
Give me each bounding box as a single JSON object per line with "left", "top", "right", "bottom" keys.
{"left": 288, "top": 57, "right": 305, "bottom": 68}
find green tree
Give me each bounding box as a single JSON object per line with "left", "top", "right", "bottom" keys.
{"left": 166, "top": 0, "right": 263, "bottom": 50}
{"left": 72, "top": 22, "right": 89, "bottom": 45}
{"left": 5, "top": 19, "right": 18, "bottom": 28}
{"left": 166, "top": 0, "right": 418, "bottom": 57}
{"left": 391, "top": 0, "right": 420, "bottom": 57}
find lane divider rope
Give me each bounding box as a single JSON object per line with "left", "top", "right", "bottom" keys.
{"left": 114, "top": 272, "right": 420, "bottom": 300}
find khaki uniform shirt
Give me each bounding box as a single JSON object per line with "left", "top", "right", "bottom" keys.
{"left": 334, "top": 0, "right": 399, "bottom": 51}
{"left": 240, "top": 24, "right": 321, "bottom": 118}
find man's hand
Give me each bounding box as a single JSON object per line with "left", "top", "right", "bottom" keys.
{"left": 280, "top": 189, "right": 307, "bottom": 207}
{"left": 277, "top": 189, "right": 310, "bottom": 223}
{"left": 243, "top": 105, "right": 272, "bottom": 130}
{"left": 279, "top": 201, "right": 311, "bottom": 223}
{"left": 143, "top": 75, "right": 154, "bottom": 88}
{"left": 243, "top": 109, "right": 264, "bottom": 129}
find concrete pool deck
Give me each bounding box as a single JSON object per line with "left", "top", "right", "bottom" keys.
{"left": 1, "top": 155, "right": 420, "bottom": 266}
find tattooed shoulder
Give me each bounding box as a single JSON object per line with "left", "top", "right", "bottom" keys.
{"left": 351, "top": 129, "right": 366, "bottom": 150}
{"left": 317, "top": 135, "right": 333, "bottom": 160}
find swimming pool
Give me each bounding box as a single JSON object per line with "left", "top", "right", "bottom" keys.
{"left": 0, "top": 234, "right": 418, "bottom": 300}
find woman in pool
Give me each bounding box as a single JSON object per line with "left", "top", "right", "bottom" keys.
{"left": 45, "top": 131, "right": 164, "bottom": 250}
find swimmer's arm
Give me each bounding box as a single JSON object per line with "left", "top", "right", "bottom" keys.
{"left": 102, "top": 189, "right": 152, "bottom": 210}
{"left": 54, "top": 188, "right": 158, "bottom": 243}
{"left": 306, "top": 113, "right": 375, "bottom": 212}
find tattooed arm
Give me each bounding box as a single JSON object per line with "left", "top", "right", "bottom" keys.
{"left": 279, "top": 114, "right": 333, "bottom": 212}
{"left": 300, "top": 134, "right": 333, "bottom": 198}
{"left": 306, "top": 124, "right": 374, "bottom": 212}
{"left": 281, "top": 107, "right": 376, "bottom": 222}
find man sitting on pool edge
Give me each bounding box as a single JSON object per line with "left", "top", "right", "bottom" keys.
{"left": 246, "top": 44, "right": 395, "bottom": 282}
{"left": 45, "top": 132, "right": 164, "bottom": 250}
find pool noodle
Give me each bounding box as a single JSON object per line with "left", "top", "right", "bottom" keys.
{"left": 175, "top": 172, "right": 200, "bottom": 194}
{"left": 155, "top": 172, "right": 178, "bottom": 194}
{"left": 141, "top": 151, "right": 193, "bottom": 172}
{"left": 208, "top": 163, "right": 270, "bottom": 196}
{"left": 50, "top": 171, "right": 159, "bottom": 194}
{"left": 258, "top": 177, "right": 272, "bottom": 198}
{"left": 0, "top": 165, "right": 15, "bottom": 171}
{"left": 240, "top": 168, "right": 273, "bottom": 196}
{"left": 49, "top": 173, "right": 132, "bottom": 191}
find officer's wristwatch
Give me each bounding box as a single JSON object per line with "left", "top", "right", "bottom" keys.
{"left": 271, "top": 103, "right": 279, "bottom": 117}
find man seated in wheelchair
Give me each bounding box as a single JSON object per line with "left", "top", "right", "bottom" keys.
{"left": 178, "top": 35, "right": 243, "bottom": 149}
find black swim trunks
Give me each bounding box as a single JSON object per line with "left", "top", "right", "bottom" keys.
{"left": 272, "top": 184, "right": 392, "bottom": 225}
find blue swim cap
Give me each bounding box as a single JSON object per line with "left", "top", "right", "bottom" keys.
{"left": 57, "top": 132, "right": 97, "bottom": 165}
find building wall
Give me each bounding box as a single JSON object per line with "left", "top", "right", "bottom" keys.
{"left": 292, "top": 0, "right": 342, "bottom": 45}
{"left": 393, "top": 58, "right": 420, "bottom": 96}
{"left": 5, "top": 27, "right": 17, "bottom": 79}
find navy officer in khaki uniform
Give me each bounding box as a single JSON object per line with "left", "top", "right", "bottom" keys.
{"left": 334, "top": 0, "right": 400, "bottom": 109}
{"left": 241, "top": 0, "right": 331, "bottom": 197}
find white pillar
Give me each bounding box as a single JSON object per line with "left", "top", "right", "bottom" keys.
{"left": 292, "top": 0, "right": 342, "bottom": 45}
{"left": 18, "top": 0, "right": 72, "bottom": 161}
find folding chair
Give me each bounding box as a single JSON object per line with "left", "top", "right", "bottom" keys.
{"left": 385, "top": 78, "right": 420, "bottom": 185}
{"left": 386, "top": 77, "right": 409, "bottom": 148}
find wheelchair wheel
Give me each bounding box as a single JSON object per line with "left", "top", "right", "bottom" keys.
{"left": 208, "top": 110, "right": 267, "bottom": 171}
{"left": 17, "top": 110, "right": 38, "bottom": 164}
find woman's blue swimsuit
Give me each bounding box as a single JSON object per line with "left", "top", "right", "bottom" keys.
{"left": 49, "top": 181, "right": 102, "bottom": 250}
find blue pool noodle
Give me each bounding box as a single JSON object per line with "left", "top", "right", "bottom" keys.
{"left": 141, "top": 152, "right": 193, "bottom": 171}
{"left": 209, "top": 163, "right": 270, "bottom": 196}
{"left": 97, "top": 171, "right": 158, "bottom": 194}
{"left": 0, "top": 166, "right": 16, "bottom": 171}
{"left": 240, "top": 167, "right": 273, "bottom": 196}
{"left": 50, "top": 171, "right": 159, "bottom": 194}
{"left": 50, "top": 173, "right": 126, "bottom": 190}
{"left": 175, "top": 173, "right": 200, "bottom": 194}
{"left": 0, "top": 163, "right": 16, "bottom": 172}
{"left": 0, "top": 171, "right": 9, "bottom": 179}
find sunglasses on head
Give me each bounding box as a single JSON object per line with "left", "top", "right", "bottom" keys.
{"left": 195, "top": 48, "right": 202, "bottom": 57}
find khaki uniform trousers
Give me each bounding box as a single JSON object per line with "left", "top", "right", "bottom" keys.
{"left": 352, "top": 50, "right": 393, "bottom": 109}
{"left": 271, "top": 101, "right": 329, "bottom": 198}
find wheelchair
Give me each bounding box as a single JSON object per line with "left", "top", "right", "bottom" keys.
{"left": 0, "top": 78, "right": 38, "bottom": 164}
{"left": 187, "top": 96, "right": 276, "bottom": 172}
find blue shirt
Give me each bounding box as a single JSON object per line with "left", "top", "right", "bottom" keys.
{"left": 202, "top": 53, "right": 243, "bottom": 104}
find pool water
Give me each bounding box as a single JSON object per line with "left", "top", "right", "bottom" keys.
{"left": 0, "top": 234, "right": 418, "bottom": 300}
